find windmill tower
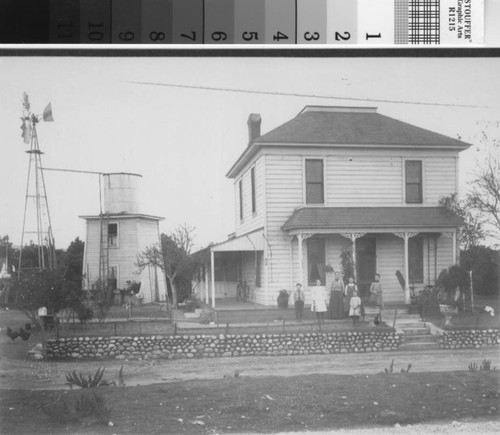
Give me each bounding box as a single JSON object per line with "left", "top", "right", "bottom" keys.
{"left": 18, "top": 93, "right": 56, "bottom": 277}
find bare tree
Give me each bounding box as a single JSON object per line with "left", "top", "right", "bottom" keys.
{"left": 439, "top": 193, "right": 486, "bottom": 250}
{"left": 136, "top": 224, "right": 196, "bottom": 308}
{"left": 465, "top": 124, "right": 500, "bottom": 244}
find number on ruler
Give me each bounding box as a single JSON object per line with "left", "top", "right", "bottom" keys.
{"left": 242, "top": 32, "right": 258, "bottom": 41}
{"left": 211, "top": 31, "right": 227, "bottom": 42}
{"left": 273, "top": 31, "right": 288, "bottom": 41}
{"left": 181, "top": 31, "right": 197, "bottom": 41}
{"left": 88, "top": 23, "right": 104, "bottom": 41}
{"left": 150, "top": 32, "right": 165, "bottom": 41}
{"left": 366, "top": 33, "right": 381, "bottom": 40}
{"left": 304, "top": 32, "right": 320, "bottom": 41}
{"left": 119, "top": 31, "right": 135, "bottom": 41}
{"left": 335, "top": 31, "right": 350, "bottom": 41}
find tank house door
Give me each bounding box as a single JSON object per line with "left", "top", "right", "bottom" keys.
{"left": 356, "top": 237, "right": 376, "bottom": 298}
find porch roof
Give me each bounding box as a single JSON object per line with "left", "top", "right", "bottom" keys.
{"left": 282, "top": 207, "right": 464, "bottom": 232}
{"left": 211, "top": 228, "right": 265, "bottom": 252}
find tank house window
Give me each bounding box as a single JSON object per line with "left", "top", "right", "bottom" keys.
{"left": 109, "top": 266, "right": 118, "bottom": 290}
{"left": 405, "top": 160, "right": 422, "bottom": 203}
{"left": 307, "top": 238, "right": 326, "bottom": 285}
{"left": 409, "top": 237, "right": 424, "bottom": 283}
{"left": 239, "top": 180, "right": 243, "bottom": 221}
{"left": 251, "top": 167, "right": 256, "bottom": 214}
{"left": 305, "top": 159, "right": 324, "bottom": 204}
{"left": 108, "top": 223, "right": 118, "bottom": 247}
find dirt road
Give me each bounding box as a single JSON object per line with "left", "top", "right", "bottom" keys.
{"left": 1, "top": 347, "right": 498, "bottom": 390}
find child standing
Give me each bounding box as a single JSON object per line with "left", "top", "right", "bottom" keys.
{"left": 344, "top": 277, "right": 358, "bottom": 317}
{"left": 293, "top": 283, "right": 305, "bottom": 322}
{"left": 369, "top": 273, "right": 384, "bottom": 309}
{"left": 349, "top": 290, "right": 362, "bottom": 327}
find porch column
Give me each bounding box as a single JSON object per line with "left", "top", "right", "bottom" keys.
{"left": 204, "top": 261, "right": 209, "bottom": 304}
{"left": 297, "top": 233, "right": 313, "bottom": 287}
{"left": 289, "top": 237, "right": 294, "bottom": 292}
{"left": 441, "top": 231, "right": 457, "bottom": 265}
{"left": 394, "top": 232, "right": 418, "bottom": 304}
{"left": 339, "top": 233, "right": 366, "bottom": 282}
{"left": 210, "top": 250, "right": 215, "bottom": 308}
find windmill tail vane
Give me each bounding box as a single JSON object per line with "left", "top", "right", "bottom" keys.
{"left": 19, "top": 92, "right": 54, "bottom": 145}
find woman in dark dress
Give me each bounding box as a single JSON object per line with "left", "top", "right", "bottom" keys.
{"left": 329, "top": 271, "right": 345, "bottom": 319}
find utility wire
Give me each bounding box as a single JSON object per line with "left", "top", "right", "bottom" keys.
{"left": 129, "top": 80, "right": 484, "bottom": 109}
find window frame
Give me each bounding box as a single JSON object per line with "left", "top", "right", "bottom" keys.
{"left": 404, "top": 160, "right": 423, "bottom": 204}
{"left": 238, "top": 179, "right": 243, "bottom": 222}
{"left": 304, "top": 158, "right": 326, "bottom": 206}
{"left": 250, "top": 166, "right": 256, "bottom": 215}
{"left": 108, "top": 222, "right": 119, "bottom": 248}
{"left": 307, "top": 237, "right": 326, "bottom": 286}
{"left": 409, "top": 236, "right": 424, "bottom": 284}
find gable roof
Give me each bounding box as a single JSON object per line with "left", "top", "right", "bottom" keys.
{"left": 227, "top": 106, "right": 471, "bottom": 178}
{"left": 282, "top": 206, "right": 464, "bottom": 232}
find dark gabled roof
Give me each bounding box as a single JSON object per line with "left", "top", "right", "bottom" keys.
{"left": 227, "top": 106, "right": 470, "bottom": 178}
{"left": 282, "top": 207, "right": 464, "bottom": 232}
{"left": 256, "top": 106, "right": 469, "bottom": 147}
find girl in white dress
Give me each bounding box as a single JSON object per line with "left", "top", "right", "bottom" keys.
{"left": 349, "top": 290, "right": 362, "bottom": 327}
{"left": 311, "top": 279, "right": 328, "bottom": 326}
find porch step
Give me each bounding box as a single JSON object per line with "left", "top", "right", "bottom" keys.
{"left": 399, "top": 341, "right": 441, "bottom": 351}
{"left": 402, "top": 334, "right": 435, "bottom": 343}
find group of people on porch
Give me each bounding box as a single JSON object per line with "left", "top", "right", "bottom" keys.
{"left": 293, "top": 272, "right": 384, "bottom": 326}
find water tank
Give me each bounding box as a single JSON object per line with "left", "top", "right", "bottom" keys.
{"left": 103, "top": 173, "right": 142, "bottom": 214}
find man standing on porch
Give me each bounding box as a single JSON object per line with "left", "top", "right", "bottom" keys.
{"left": 369, "top": 273, "right": 384, "bottom": 309}
{"left": 293, "top": 283, "right": 305, "bottom": 322}
{"left": 329, "top": 272, "right": 345, "bottom": 320}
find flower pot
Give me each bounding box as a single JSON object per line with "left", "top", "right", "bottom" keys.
{"left": 277, "top": 295, "right": 289, "bottom": 309}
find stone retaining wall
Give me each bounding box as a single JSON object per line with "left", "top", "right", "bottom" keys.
{"left": 438, "top": 329, "right": 500, "bottom": 349}
{"left": 47, "top": 330, "right": 403, "bottom": 360}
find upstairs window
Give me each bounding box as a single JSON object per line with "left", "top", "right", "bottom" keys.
{"left": 305, "top": 159, "right": 324, "bottom": 204}
{"left": 405, "top": 160, "right": 422, "bottom": 203}
{"left": 239, "top": 180, "right": 243, "bottom": 221}
{"left": 108, "top": 223, "right": 118, "bottom": 247}
{"left": 251, "top": 167, "right": 256, "bottom": 214}
{"left": 307, "top": 238, "right": 326, "bottom": 285}
{"left": 409, "top": 236, "right": 424, "bottom": 283}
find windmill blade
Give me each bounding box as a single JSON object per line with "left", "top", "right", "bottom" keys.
{"left": 43, "top": 103, "right": 54, "bottom": 122}
{"left": 22, "top": 92, "right": 30, "bottom": 113}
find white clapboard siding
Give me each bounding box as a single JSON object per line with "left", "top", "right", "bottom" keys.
{"left": 376, "top": 235, "right": 406, "bottom": 304}
{"left": 137, "top": 219, "right": 167, "bottom": 304}
{"left": 264, "top": 154, "right": 304, "bottom": 304}
{"left": 327, "top": 155, "right": 403, "bottom": 206}
{"left": 83, "top": 216, "right": 166, "bottom": 304}
{"left": 436, "top": 235, "right": 454, "bottom": 272}
{"left": 424, "top": 157, "right": 457, "bottom": 204}
{"left": 235, "top": 156, "right": 265, "bottom": 237}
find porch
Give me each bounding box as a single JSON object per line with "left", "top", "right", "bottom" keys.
{"left": 282, "top": 206, "right": 463, "bottom": 306}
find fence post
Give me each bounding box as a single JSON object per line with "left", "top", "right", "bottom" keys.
{"left": 174, "top": 322, "right": 177, "bottom": 335}
{"left": 392, "top": 308, "right": 398, "bottom": 329}
{"left": 282, "top": 319, "right": 285, "bottom": 333}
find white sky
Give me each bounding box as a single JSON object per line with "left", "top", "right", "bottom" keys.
{"left": 1, "top": 56, "right": 499, "bottom": 250}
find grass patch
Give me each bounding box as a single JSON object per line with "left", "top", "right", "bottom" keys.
{"left": 1, "top": 371, "right": 498, "bottom": 434}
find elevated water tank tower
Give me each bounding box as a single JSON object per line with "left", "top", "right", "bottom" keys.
{"left": 103, "top": 173, "right": 142, "bottom": 214}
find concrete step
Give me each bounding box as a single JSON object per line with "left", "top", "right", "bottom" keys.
{"left": 399, "top": 327, "right": 431, "bottom": 335}
{"left": 403, "top": 334, "right": 436, "bottom": 343}
{"left": 399, "top": 341, "right": 440, "bottom": 351}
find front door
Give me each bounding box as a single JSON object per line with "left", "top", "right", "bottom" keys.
{"left": 356, "top": 237, "right": 376, "bottom": 298}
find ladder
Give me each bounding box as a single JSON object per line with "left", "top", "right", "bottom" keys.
{"left": 98, "top": 212, "right": 109, "bottom": 295}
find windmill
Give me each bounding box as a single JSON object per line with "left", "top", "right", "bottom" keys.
{"left": 18, "top": 92, "right": 56, "bottom": 278}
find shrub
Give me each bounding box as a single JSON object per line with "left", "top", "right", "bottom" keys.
{"left": 66, "top": 367, "right": 111, "bottom": 389}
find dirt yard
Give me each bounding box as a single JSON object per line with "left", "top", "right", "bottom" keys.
{"left": 1, "top": 308, "right": 499, "bottom": 434}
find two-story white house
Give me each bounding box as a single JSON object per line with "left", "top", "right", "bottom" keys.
{"left": 198, "top": 106, "right": 468, "bottom": 308}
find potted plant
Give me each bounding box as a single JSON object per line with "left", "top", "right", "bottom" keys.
{"left": 277, "top": 289, "right": 290, "bottom": 309}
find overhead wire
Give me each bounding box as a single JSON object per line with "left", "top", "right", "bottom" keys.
{"left": 128, "top": 80, "right": 485, "bottom": 109}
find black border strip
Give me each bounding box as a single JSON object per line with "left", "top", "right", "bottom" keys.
{"left": 0, "top": 48, "right": 498, "bottom": 57}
